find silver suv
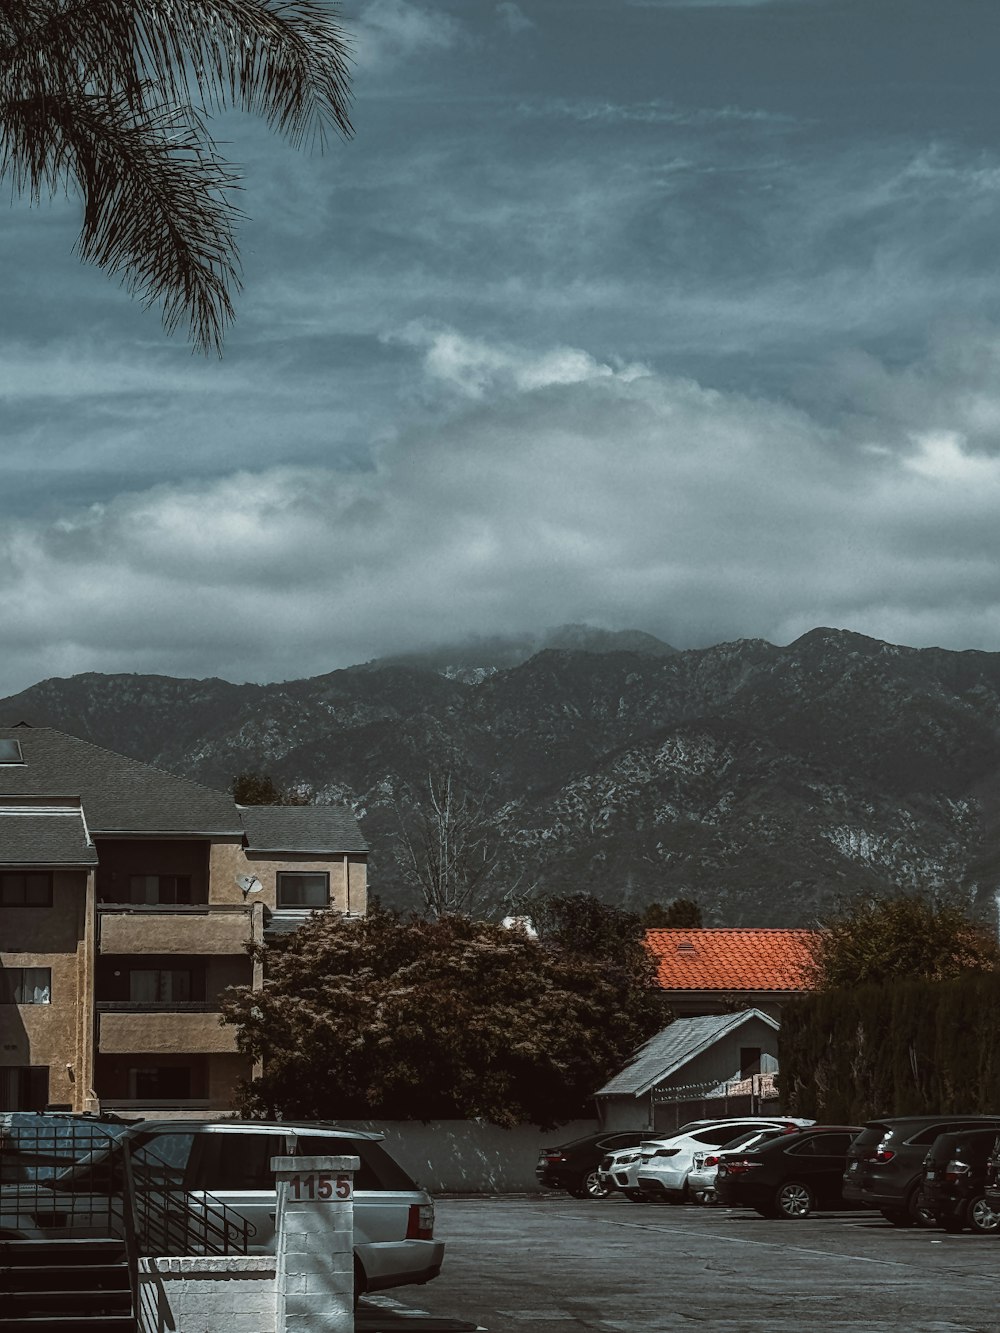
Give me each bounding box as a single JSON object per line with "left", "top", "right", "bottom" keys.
{"left": 2, "top": 1118, "right": 444, "bottom": 1302}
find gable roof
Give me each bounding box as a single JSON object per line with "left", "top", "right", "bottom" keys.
{"left": 646, "top": 928, "right": 816, "bottom": 993}
{"left": 596, "top": 1009, "right": 779, "bottom": 1098}
{"left": 239, "top": 805, "right": 368, "bottom": 855}
{"left": 0, "top": 727, "right": 242, "bottom": 836}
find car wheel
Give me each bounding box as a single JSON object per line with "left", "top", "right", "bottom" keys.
{"left": 968, "top": 1196, "right": 1000, "bottom": 1235}
{"left": 624, "top": 1189, "right": 649, "bottom": 1202}
{"left": 569, "top": 1168, "right": 611, "bottom": 1199}
{"left": 775, "top": 1181, "right": 814, "bottom": 1219}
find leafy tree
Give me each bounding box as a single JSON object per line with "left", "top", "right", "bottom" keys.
{"left": 0, "top": 0, "right": 352, "bottom": 352}
{"left": 807, "top": 892, "right": 1000, "bottom": 990}
{"left": 534, "top": 892, "right": 648, "bottom": 965}
{"left": 231, "top": 771, "right": 308, "bottom": 805}
{"left": 641, "top": 898, "right": 703, "bottom": 929}
{"left": 220, "top": 907, "right": 666, "bottom": 1127}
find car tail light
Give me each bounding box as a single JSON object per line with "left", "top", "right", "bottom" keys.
{"left": 945, "top": 1159, "right": 970, "bottom": 1183}
{"left": 406, "top": 1203, "right": 434, "bottom": 1240}
{"left": 718, "top": 1160, "right": 762, "bottom": 1177}
{"left": 703, "top": 1155, "right": 719, "bottom": 1168}
{"left": 543, "top": 1153, "right": 566, "bottom": 1163}
{"left": 866, "top": 1149, "right": 895, "bottom": 1163}
{"left": 654, "top": 1148, "right": 680, "bottom": 1158}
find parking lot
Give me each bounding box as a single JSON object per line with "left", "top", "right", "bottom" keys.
{"left": 387, "top": 1194, "right": 1000, "bottom": 1332}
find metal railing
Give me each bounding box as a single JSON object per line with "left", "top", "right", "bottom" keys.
{"left": 0, "top": 1114, "right": 253, "bottom": 1287}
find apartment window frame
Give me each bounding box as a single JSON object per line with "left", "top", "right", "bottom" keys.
{"left": 276, "top": 871, "right": 330, "bottom": 909}
{"left": 128, "top": 874, "right": 193, "bottom": 905}
{"left": 0, "top": 872, "right": 53, "bottom": 907}
{"left": 129, "top": 966, "right": 206, "bottom": 1004}
{"left": 1, "top": 967, "right": 52, "bottom": 1004}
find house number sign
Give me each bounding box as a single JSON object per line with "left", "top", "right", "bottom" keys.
{"left": 288, "top": 1173, "right": 353, "bottom": 1201}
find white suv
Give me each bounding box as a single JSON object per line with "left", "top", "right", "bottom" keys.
{"left": 634, "top": 1118, "right": 814, "bottom": 1203}
{"left": 1, "top": 1118, "right": 443, "bottom": 1303}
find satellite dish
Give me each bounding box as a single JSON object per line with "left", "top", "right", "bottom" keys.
{"left": 236, "top": 875, "right": 263, "bottom": 899}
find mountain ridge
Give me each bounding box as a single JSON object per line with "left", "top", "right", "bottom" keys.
{"left": 4, "top": 627, "right": 1000, "bottom": 927}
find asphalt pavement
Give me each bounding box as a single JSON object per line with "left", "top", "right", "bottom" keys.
{"left": 386, "top": 1193, "right": 1000, "bottom": 1332}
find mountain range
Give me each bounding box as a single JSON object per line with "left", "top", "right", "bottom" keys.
{"left": 4, "top": 624, "right": 1000, "bottom": 928}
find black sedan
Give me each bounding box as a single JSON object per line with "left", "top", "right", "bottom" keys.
{"left": 715, "top": 1126, "right": 862, "bottom": 1219}
{"left": 535, "top": 1131, "right": 645, "bottom": 1199}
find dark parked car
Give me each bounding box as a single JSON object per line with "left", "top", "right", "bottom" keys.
{"left": 922, "top": 1128, "right": 1000, "bottom": 1234}
{"left": 536, "top": 1131, "right": 645, "bottom": 1198}
{"left": 843, "top": 1115, "right": 1000, "bottom": 1227}
{"left": 715, "top": 1126, "right": 862, "bottom": 1219}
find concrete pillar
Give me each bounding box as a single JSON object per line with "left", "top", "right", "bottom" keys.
{"left": 271, "top": 1153, "right": 358, "bottom": 1333}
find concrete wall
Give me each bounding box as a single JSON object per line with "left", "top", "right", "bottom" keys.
{"left": 209, "top": 843, "right": 367, "bottom": 918}
{"left": 340, "top": 1118, "right": 601, "bottom": 1193}
{"left": 138, "top": 1257, "right": 276, "bottom": 1333}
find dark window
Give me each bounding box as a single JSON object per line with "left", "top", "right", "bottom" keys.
{"left": 0, "top": 872, "right": 53, "bottom": 907}
{"left": 277, "top": 872, "right": 329, "bottom": 908}
{"left": 910, "top": 1120, "right": 1000, "bottom": 1146}
{"left": 0, "top": 968, "right": 51, "bottom": 1004}
{"left": 129, "top": 875, "right": 192, "bottom": 905}
{"left": 127, "top": 1066, "right": 192, "bottom": 1100}
{"left": 294, "top": 1136, "right": 417, "bottom": 1191}
{"left": 0, "top": 739, "right": 24, "bottom": 764}
{"left": 198, "top": 1133, "right": 286, "bottom": 1191}
{"left": 0, "top": 1066, "right": 48, "bottom": 1111}
{"left": 129, "top": 968, "right": 205, "bottom": 1003}
{"left": 740, "top": 1047, "right": 762, "bottom": 1078}
{"left": 787, "top": 1133, "right": 855, "bottom": 1156}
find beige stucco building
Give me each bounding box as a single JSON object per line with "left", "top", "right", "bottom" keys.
{"left": 0, "top": 726, "right": 367, "bottom": 1115}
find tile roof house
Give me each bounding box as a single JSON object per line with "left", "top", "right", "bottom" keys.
{"left": 646, "top": 928, "right": 817, "bottom": 1019}
{"left": 0, "top": 726, "right": 367, "bottom": 1116}
{"left": 595, "top": 1009, "right": 781, "bottom": 1132}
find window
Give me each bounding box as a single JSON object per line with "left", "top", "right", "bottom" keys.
{"left": 295, "top": 1136, "right": 417, "bottom": 1191}
{"left": 0, "top": 872, "right": 52, "bottom": 907}
{"left": 0, "top": 739, "right": 24, "bottom": 764}
{"left": 277, "top": 872, "right": 329, "bottom": 908}
{"left": 1, "top": 968, "right": 51, "bottom": 1004}
{"left": 740, "top": 1047, "right": 762, "bottom": 1078}
{"left": 127, "top": 1066, "right": 192, "bottom": 1100}
{"left": 198, "top": 1133, "right": 283, "bottom": 1191}
{"left": 0, "top": 1067, "right": 48, "bottom": 1111}
{"left": 129, "top": 968, "right": 204, "bottom": 1003}
{"left": 129, "top": 875, "right": 192, "bottom": 905}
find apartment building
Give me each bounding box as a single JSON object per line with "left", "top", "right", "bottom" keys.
{"left": 0, "top": 725, "right": 367, "bottom": 1115}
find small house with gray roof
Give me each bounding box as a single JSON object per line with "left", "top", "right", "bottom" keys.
{"left": 0, "top": 726, "right": 366, "bottom": 1116}
{"left": 594, "top": 1009, "right": 780, "bottom": 1133}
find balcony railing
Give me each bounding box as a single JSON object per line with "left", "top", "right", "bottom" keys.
{"left": 97, "top": 904, "right": 256, "bottom": 956}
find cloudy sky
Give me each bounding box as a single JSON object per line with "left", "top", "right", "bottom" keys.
{"left": 5, "top": 0, "right": 1000, "bottom": 695}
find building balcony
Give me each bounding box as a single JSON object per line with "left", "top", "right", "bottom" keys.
{"left": 97, "top": 904, "right": 256, "bottom": 956}
{"left": 96, "top": 1007, "right": 239, "bottom": 1054}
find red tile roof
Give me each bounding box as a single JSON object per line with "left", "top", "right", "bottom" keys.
{"left": 645, "top": 928, "right": 817, "bottom": 992}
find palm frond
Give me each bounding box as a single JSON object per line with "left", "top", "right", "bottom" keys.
{"left": 1, "top": 86, "right": 243, "bottom": 352}
{"left": 0, "top": 0, "right": 353, "bottom": 350}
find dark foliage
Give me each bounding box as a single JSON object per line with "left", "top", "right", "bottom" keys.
{"left": 781, "top": 973, "right": 1000, "bottom": 1121}
{"left": 220, "top": 906, "right": 667, "bottom": 1127}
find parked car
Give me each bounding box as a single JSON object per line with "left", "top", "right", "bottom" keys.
{"left": 634, "top": 1118, "right": 815, "bottom": 1203}
{"left": 688, "top": 1125, "right": 801, "bottom": 1203}
{"left": 536, "top": 1130, "right": 646, "bottom": 1198}
{"left": 715, "top": 1125, "right": 862, "bottom": 1218}
{"left": 921, "top": 1127, "right": 1000, "bottom": 1234}
{"left": 597, "top": 1144, "right": 648, "bottom": 1201}
{"left": 1, "top": 1118, "right": 443, "bottom": 1303}
{"left": 843, "top": 1115, "right": 1000, "bottom": 1227}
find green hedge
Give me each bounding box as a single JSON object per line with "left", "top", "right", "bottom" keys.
{"left": 779, "top": 972, "right": 1000, "bottom": 1122}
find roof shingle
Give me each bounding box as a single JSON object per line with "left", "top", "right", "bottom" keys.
{"left": 646, "top": 928, "right": 816, "bottom": 992}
